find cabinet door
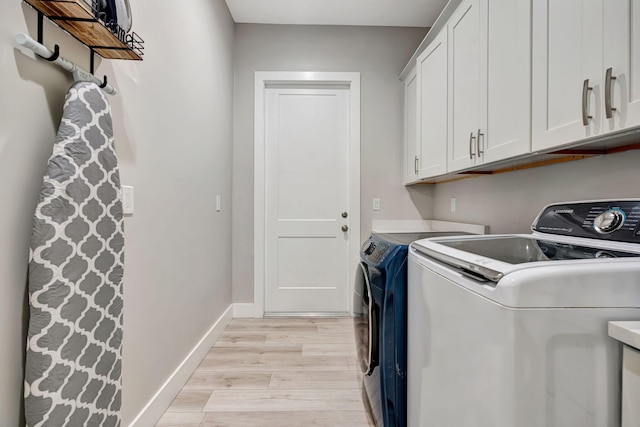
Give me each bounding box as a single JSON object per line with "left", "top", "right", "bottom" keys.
{"left": 482, "top": 0, "right": 531, "bottom": 163}
{"left": 622, "top": 345, "right": 640, "bottom": 427}
{"left": 603, "top": 0, "right": 640, "bottom": 133}
{"left": 448, "top": 0, "right": 482, "bottom": 172}
{"left": 417, "top": 30, "right": 448, "bottom": 179}
{"left": 403, "top": 66, "right": 419, "bottom": 184}
{"left": 627, "top": 0, "right": 640, "bottom": 128}
{"left": 532, "top": 0, "right": 604, "bottom": 151}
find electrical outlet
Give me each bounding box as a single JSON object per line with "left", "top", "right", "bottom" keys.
{"left": 122, "top": 185, "right": 134, "bottom": 215}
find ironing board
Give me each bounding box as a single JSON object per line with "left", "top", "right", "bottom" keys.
{"left": 25, "top": 82, "right": 124, "bottom": 426}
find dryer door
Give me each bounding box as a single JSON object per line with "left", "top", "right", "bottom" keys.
{"left": 353, "top": 262, "right": 379, "bottom": 375}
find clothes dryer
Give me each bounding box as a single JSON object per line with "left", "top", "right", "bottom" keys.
{"left": 353, "top": 231, "right": 468, "bottom": 426}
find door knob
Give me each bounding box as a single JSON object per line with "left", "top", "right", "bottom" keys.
{"left": 341, "top": 225, "right": 349, "bottom": 232}
{"left": 342, "top": 212, "right": 348, "bottom": 218}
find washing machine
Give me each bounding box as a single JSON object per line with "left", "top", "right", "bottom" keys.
{"left": 353, "top": 231, "right": 469, "bottom": 427}
{"left": 407, "top": 199, "right": 640, "bottom": 426}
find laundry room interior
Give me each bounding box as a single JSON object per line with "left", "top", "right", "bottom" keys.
{"left": 2, "top": 0, "right": 640, "bottom": 426}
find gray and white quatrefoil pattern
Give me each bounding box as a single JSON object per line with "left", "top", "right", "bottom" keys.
{"left": 25, "top": 82, "right": 124, "bottom": 427}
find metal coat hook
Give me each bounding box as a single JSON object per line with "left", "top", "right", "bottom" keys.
{"left": 42, "top": 44, "right": 60, "bottom": 62}
{"left": 89, "top": 50, "right": 109, "bottom": 90}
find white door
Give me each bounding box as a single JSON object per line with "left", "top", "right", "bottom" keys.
{"left": 263, "top": 86, "right": 352, "bottom": 315}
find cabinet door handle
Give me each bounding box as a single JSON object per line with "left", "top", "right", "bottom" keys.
{"left": 582, "top": 78, "right": 593, "bottom": 126}
{"left": 469, "top": 132, "right": 476, "bottom": 159}
{"left": 605, "top": 67, "right": 617, "bottom": 119}
{"left": 477, "top": 129, "right": 484, "bottom": 157}
{"left": 414, "top": 155, "right": 419, "bottom": 174}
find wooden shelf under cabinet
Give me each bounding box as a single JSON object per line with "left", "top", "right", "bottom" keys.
{"left": 24, "top": 0, "right": 143, "bottom": 60}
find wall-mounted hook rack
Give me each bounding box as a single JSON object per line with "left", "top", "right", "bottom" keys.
{"left": 16, "top": 33, "right": 117, "bottom": 95}
{"left": 31, "top": 8, "right": 112, "bottom": 92}
{"left": 17, "top": 0, "right": 145, "bottom": 95}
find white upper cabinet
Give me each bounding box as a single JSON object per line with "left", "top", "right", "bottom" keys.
{"left": 482, "top": 0, "right": 531, "bottom": 163}
{"left": 402, "top": 0, "right": 638, "bottom": 184}
{"left": 532, "top": 0, "right": 640, "bottom": 151}
{"left": 604, "top": 0, "right": 640, "bottom": 133}
{"left": 402, "top": 65, "right": 419, "bottom": 184}
{"left": 416, "top": 29, "right": 448, "bottom": 179}
{"left": 448, "top": 0, "right": 531, "bottom": 173}
{"left": 448, "top": 0, "right": 482, "bottom": 172}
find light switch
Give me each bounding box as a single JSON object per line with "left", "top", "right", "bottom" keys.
{"left": 451, "top": 197, "right": 456, "bottom": 213}
{"left": 373, "top": 198, "right": 381, "bottom": 211}
{"left": 122, "top": 185, "right": 134, "bottom": 215}
{"left": 216, "top": 195, "right": 222, "bottom": 212}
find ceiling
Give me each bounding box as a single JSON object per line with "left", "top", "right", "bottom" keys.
{"left": 224, "top": 0, "right": 449, "bottom": 27}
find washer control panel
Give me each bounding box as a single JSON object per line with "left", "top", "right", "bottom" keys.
{"left": 362, "top": 240, "right": 390, "bottom": 264}
{"left": 532, "top": 200, "right": 640, "bottom": 243}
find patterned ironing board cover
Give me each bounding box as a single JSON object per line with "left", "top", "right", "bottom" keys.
{"left": 25, "top": 82, "right": 124, "bottom": 427}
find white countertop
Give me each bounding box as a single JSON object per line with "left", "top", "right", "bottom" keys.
{"left": 609, "top": 321, "right": 640, "bottom": 350}
{"left": 371, "top": 219, "right": 488, "bottom": 235}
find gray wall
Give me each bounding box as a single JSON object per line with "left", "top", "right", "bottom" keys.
{"left": 0, "top": 0, "right": 234, "bottom": 424}
{"left": 432, "top": 150, "right": 640, "bottom": 233}
{"left": 232, "top": 24, "right": 433, "bottom": 303}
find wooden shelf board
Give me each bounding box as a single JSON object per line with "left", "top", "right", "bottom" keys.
{"left": 24, "top": 0, "right": 142, "bottom": 60}
{"left": 25, "top": 0, "right": 94, "bottom": 20}
{"left": 93, "top": 47, "right": 140, "bottom": 60}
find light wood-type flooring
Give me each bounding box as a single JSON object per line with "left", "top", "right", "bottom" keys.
{"left": 155, "top": 317, "right": 374, "bottom": 427}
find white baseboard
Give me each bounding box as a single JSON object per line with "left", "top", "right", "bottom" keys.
{"left": 128, "top": 304, "right": 233, "bottom": 427}
{"left": 233, "top": 302, "right": 257, "bottom": 318}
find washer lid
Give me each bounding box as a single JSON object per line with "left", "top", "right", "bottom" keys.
{"left": 413, "top": 234, "right": 640, "bottom": 283}
{"left": 411, "top": 235, "right": 640, "bottom": 308}
{"left": 440, "top": 236, "right": 640, "bottom": 263}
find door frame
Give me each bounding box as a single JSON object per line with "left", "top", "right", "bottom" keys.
{"left": 253, "top": 71, "right": 361, "bottom": 318}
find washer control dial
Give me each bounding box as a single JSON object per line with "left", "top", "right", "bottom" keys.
{"left": 593, "top": 208, "right": 626, "bottom": 234}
